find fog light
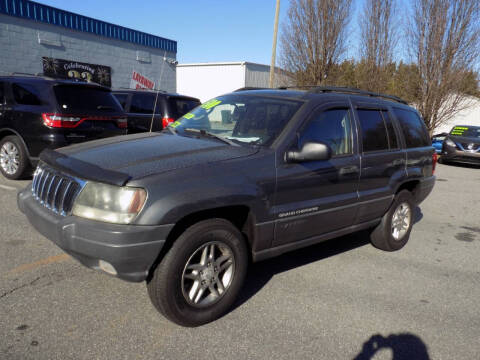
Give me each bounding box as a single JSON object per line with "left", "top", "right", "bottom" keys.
{"left": 98, "top": 260, "right": 117, "bottom": 275}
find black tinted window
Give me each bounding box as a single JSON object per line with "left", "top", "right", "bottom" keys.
{"left": 53, "top": 85, "right": 122, "bottom": 113}
{"left": 382, "top": 110, "right": 398, "bottom": 149}
{"left": 12, "top": 83, "right": 43, "bottom": 105}
{"left": 358, "top": 109, "right": 389, "bottom": 152}
{"left": 168, "top": 97, "right": 200, "bottom": 119}
{"left": 300, "top": 108, "right": 352, "bottom": 156}
{"left": 113, "top": 93, "right": 129, "bottom": 110}
{"left": 394, "top": 108, "right": 430, "bottom": 148}
{"left": 130, "top": 94, "right": 157, "bottom": 114}
{"left": 0, "top": 82, "right": 4, "bottom": 104}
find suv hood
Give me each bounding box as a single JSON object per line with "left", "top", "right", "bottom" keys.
{"left": 39, "top": 132, "right": 258, "bottom": 186}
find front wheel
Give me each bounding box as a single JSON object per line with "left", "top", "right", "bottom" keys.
{"left": 370, "top": 190, "right": 414, "bottom": 251}
{"left": 147, "top": 219, "right": 248, "bottom": 327}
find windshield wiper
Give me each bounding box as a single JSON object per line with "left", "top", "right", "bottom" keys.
{"left": 97, "top": 105, "right": 115, "bottom": 111}
{"left": 183, "top": 128, "right": 238, "bottom": 146}
{"left": 163, "top": 126, "right": 178, "bottom": 136}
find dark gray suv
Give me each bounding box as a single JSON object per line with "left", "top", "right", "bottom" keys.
{"left": 18, "top": 87, "right": 436, "bottom": 326}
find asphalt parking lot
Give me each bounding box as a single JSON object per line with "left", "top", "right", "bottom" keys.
{"left": 1, "top": 162, "right": 479, "bottom": 360}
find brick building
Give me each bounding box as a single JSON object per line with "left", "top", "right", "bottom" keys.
{"left": 0, "top": 0, "right": 177, "bottom": 91}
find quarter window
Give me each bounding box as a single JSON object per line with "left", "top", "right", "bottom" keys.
{"left": 299, "top": 108, "right": 352, "bottom": 156}
{"left": 130, "top": 94, "right": 160, "bottom": 114}
{"left": 12, "top": 83, "right": 43, "bottom": 105}
{"left": 358, "top": 109, "right": 389, "bottom": 152}
{"left": 393, "top": 108, "right": 430, "bottom": 148}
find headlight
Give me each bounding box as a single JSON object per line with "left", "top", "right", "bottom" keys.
{"left": 72, "top": 182, "right": 147, "bottom": 224}
{"left": 445, "top": 138, "right": 456, "bottom": 147}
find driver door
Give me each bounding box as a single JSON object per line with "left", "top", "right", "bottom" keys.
{"left": 273, "top": 103, "right": 360, "bottom": 247}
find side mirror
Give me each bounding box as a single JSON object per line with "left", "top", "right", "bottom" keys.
{"left": 285, "top": 141, "right": 332, "bottom": 163}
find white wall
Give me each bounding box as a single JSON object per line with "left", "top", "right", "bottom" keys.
{"left": 176, "top": 63, "right": 246, "bottom": 102}
{"left": 434, "top": 97, "right": 480, "bottom": 134}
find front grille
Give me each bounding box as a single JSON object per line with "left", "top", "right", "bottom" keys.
{"left": 31, "top": 165, "right": 84, "bottom": 215}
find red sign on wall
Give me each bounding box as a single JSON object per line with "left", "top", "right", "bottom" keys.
{"left": 130, "top": 71, "right": 155, "bottom": 90}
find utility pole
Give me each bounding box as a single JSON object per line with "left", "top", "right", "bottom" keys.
{"left": 269, "top": 0, "right": 281, "bottom": 88}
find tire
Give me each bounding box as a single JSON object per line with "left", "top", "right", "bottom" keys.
{"left": 0, "top": 135, "right": 30, "bottom": 180}
{"left": 370, "top": 190, "right": 414, "bottom": 251}
{"left": 147, "top": 218, "right": 248, "bottom": 327}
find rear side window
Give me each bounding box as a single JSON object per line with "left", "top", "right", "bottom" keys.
{"left": 130, "top": 94, "right": 158, "bottom": 114}
{"left": 113, "top": 93, "right": 129, "bottom": 110}
{"left": 393, "top": 108, "right": 430, "bottom": 148}
{"left": 382, "top": 110, "right": 398, "bottom": 149}
{"left": 12, "top": 83, "right": 43, "bottom": 105}
{"left": 53, "top": 85, "right": 122, "bottom": 113}
{"left": 168, "top": 97, "right": 200, "bottom": 119}
{"left": 357, "top": 109, "right": 389, "bottom": 152}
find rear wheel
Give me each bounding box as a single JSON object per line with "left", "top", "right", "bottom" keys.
{"left": 0, "top": 135, "right": 30, "bottom": 180}
{"left": 370, "top": 190, "right": 414, "bottom": 251}
{"left": 147, "top": 218, "right": 248, "bottom": 327}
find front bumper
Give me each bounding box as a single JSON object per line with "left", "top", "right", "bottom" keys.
{"left": 442, "top": 148, "right": 480, "bottom": 165}
{"left": 18, "top": 188, "right": 173, "bottom": 282}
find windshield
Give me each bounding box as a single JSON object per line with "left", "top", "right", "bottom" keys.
{"left": 450, "top": 126, "right": 480, "bottom": 138}
{"left": 169, "top": 94, "right": 303, "bottom": 146}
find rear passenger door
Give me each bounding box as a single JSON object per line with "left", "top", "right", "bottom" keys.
{"left": 274, "top": 102, "right": 360, "bottom": 246}
{"left": 354, "top": 105, "right": 406, "bottom": 224}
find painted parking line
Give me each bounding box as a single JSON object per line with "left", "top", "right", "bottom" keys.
{"left": 8, "top": 253, "right": 71, "bottom": 274}
{"left": 0, "top": 184, "right": 18, "bottom": 191}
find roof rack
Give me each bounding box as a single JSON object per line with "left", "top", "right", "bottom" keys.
{"left": 234, "top": 85, "right": 407, "bottom": 104}
{"left": 279, "top": 85, "right": 407, "bottom": 104}
{"left": 117, "top": 87, "right": 168, "bottom": 93}
{"left": 234, "top": 87, "right": 270, "bottom": 92}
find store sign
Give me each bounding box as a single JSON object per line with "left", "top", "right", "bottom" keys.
{"left": 42, "top": 57, "right": 112, "bottom": 87}
{"left": 130, "top": 71, "right": 155, "bottom": 90}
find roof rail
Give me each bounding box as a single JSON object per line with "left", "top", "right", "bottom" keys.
{"left": 234, "top": 87, "right": 270, "bottom": 92}
{"left": 117, "top": 87, "right": 168, "bottom": 93}
{"left": 280, "top": 85, "right": 408, "bottom": 104}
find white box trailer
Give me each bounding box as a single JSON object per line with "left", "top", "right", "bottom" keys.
{"left": 434, "top": 96, "right": 480, "bottom": 134}
{"left": 176, "top": 61, "right": 290, "bottom": 103}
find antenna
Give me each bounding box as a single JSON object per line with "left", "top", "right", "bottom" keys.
{"left": 150, "top": 50, "right": 168, "bottom": 132}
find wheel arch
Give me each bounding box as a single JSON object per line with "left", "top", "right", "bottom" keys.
{"left": 0, "top": 128, "right": 32, "bottom": 159}
{"left": 147, "top": 205, "right": 254, "bottom": 280}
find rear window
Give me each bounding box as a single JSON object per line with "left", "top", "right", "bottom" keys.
{"left": 130, "top": 93, "right": 159, "bottom": 114}
{"left": 393, "top": 108, "right": 430, "bottom": 148}
{"left": 113, "top": 93, "right": 129, "bottom": 111}
{"left": 53, "top": 85, "right": 122, "bottom": 113}
{"left": 168, "top": 97, "right": 200, "bottom": 119}
{"left": 12, "top": 83, "right": 44, "bottom": 105}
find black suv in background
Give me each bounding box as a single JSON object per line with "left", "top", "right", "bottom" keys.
{"left": 440, "top": 125, "right": 480, "bottom": 165}
{"left": 18, "top": 87, "right": 436, "bottom": 326}
{"left": 0, "top": 75, "right": 126, "bottom": 179}
{"left": 112, "top": 89, "right": 200, "bottom": 133}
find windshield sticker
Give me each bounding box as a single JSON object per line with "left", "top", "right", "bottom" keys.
{"left": 201, "top": 99, "right": 222, "bottom": 110}
{"left": 451, "top": 126, "right": 468, "bottom": 135}
{"left": 170, "top": 121, "right": 181, "bottom": 128}
{"left": 183, "top": 113, "right": 195, "bottom": 119}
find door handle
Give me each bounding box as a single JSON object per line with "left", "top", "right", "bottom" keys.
{"left": 392, "top": 159, "right": 404, "bottom": 166}
{"left": 339, "top": 165, "right": 359, "bottom": 175}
